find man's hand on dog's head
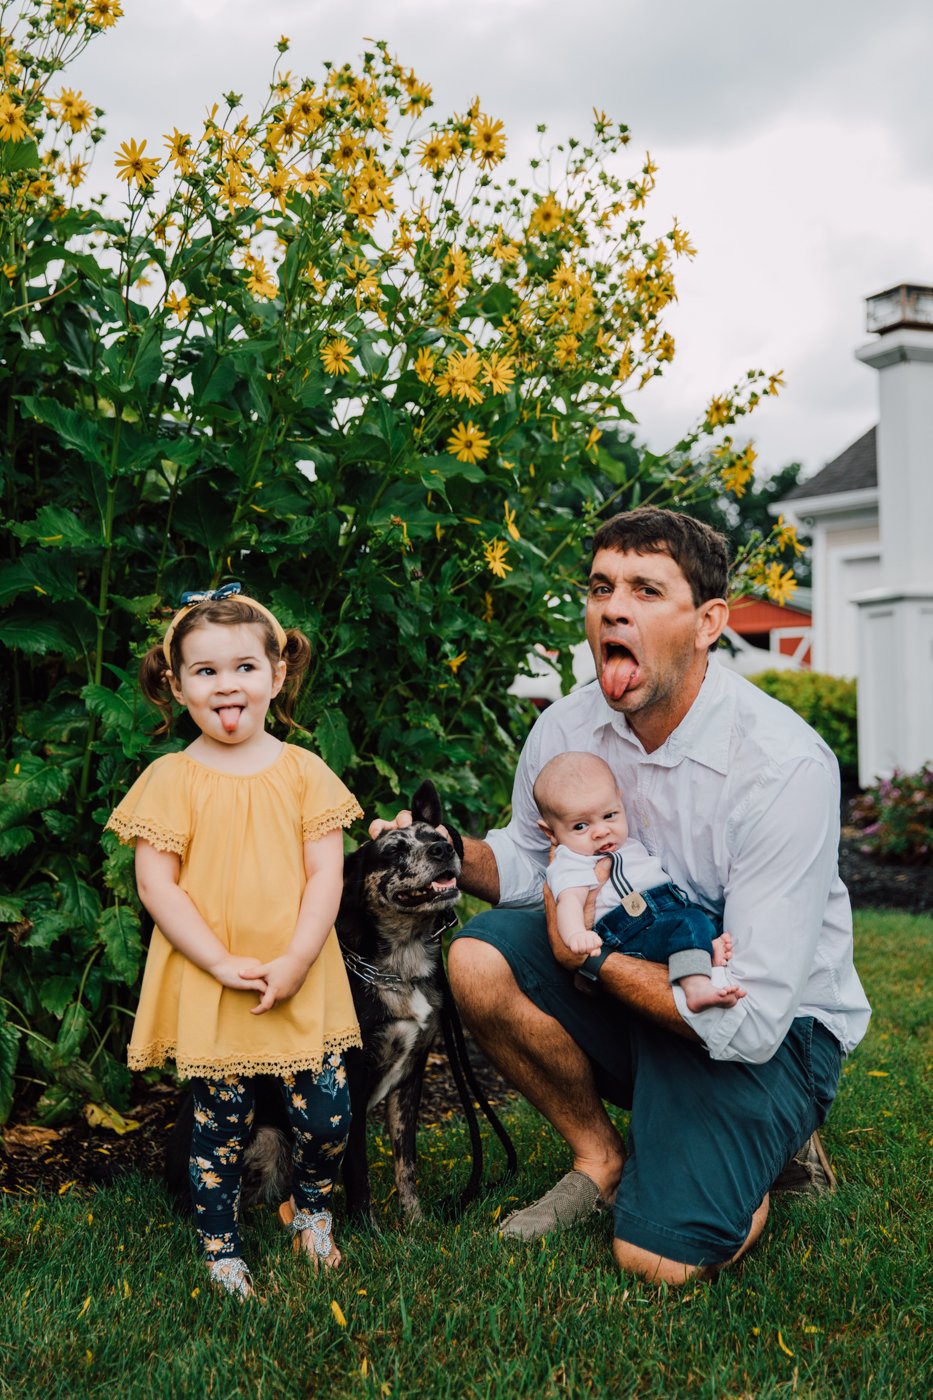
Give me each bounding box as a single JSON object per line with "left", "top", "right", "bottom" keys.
{"left": 368, "top": 810, "right": 462, "bottom": 860}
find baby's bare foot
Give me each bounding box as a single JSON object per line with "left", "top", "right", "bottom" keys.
{"left": 711, "top": 931, "right": 733, "bottom": 967}
{"left": 681, "top": 973, "right": 747, "bottom": 1013}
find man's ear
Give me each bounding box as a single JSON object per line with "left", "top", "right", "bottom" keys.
{"left": 696, "top": 597, "right": 729, "bottom": 651}
{"left": 536, "top": 817, "right": 558, "bottom": 847}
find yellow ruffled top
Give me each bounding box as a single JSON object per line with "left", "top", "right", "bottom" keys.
{"left": 106, "top": 744, "right": 363, "bottom": 1079}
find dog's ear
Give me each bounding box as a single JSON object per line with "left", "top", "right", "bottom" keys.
{"left": 410, "top": 779, "right": 442, "bottom": 828}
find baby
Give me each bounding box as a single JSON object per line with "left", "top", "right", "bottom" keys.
{"left": 535, "top": 752, "right": 745, "bottom": 1012}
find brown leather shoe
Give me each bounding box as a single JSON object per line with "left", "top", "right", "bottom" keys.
{"left": 771, "top": 1130, "right": 836, "bottom": 1194}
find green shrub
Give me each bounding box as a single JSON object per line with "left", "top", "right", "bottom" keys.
{"left": 748, "top": 670, "right": 858, "bottom": 776}
{"left": 0, "top": 9, "right": 800, "bottom": 1125}
{"left": 849, "top": 767, "right": 933, "bottom": 865}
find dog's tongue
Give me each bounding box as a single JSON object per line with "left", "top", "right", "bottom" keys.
{"left": 601, "top": 651, "right": 639, "bottom": 702}
{"left": 217, "top": 707, "right": 241, "bottom": 734}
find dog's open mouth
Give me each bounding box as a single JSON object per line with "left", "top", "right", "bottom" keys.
{"left": 601, "top": 641, "right": 641, "bottom": 702}
{"left": 394, "top": 875, "right": 459, "bottom": 907}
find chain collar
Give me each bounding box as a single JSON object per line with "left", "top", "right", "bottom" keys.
{"left": 339, "top": 909, "right": 459, "bottom": 988}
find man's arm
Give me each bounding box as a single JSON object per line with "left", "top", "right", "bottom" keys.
{"left": 460, "top": 834, "right": 501, "bottom": 904}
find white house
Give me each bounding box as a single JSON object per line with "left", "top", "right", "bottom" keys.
{"left": 778, "top": 284, "right": 933, "bottom": 785}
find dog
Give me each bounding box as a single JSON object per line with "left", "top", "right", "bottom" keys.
{"left": 165, "top": 780, "right": 514, "bottom": 1220}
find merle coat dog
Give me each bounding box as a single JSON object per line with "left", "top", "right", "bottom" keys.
{"left": 165, "top": 781, "right": 513, "bottom": 1220}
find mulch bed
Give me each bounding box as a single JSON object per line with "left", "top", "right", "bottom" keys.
{"left": 3, "top": 832, "right": 930, "bottom": 1199}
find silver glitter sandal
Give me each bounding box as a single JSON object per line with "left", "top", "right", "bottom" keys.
{"left": 206, "top": 1256, "right": 253, "bottom": 1300}
{"left": 285, "top": 1207, "right": 337, "bottom": 1263}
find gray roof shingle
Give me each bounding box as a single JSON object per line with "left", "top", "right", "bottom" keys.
{"left": 783, "top": 426, "right": 877, "bottom": 501}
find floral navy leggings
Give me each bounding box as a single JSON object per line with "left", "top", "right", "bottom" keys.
{"left": 189, "top": 1053, "right": 351, "bottom": 1263}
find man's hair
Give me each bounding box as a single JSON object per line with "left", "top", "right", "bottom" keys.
{"left": 591, "top": 507, "right": 729, "bottom": 605}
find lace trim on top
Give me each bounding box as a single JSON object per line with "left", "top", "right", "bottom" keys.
{"left": 105, "top": 812, "right": 188, "bottom": 856}
{"left": 127, "top": 1026, "right": 363, "bottom": 1078}
{"left": 303, "top": 798, "right": 364, "bottom": 843}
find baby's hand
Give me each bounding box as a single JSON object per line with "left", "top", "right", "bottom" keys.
{"left": 242, "top": 953, "right": 310, "bottom": 1015}
{"left": 711, "top": 931, "right": 734, "bottom": 968}
{"left": 212, "top": 954, "right": 269, "bottom": 994}
{"left": 562, "top": 928, "right": 604, "bottom": 956}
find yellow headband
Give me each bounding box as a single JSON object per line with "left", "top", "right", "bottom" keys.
{"left": 161, "top": 587, "right": 288, "bottom": 667}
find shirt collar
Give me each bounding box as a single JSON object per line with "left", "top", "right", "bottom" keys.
{"left": 591, "top": 655, "right": 733, "bottom": 774}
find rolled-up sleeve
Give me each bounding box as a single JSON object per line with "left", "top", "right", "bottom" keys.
{"left": 673, "top": 755, "right": 840, "bottom": 1063}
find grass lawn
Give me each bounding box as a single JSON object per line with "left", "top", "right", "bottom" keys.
{"left": 2, "top": 909, "right": 931, "bottom": 1399}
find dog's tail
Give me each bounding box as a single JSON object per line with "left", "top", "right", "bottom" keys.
{"left": 439, "top": 966, "right": 517, "bottom": 1216}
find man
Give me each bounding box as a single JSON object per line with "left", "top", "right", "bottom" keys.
{"left": 378, "top": 508, "right": 870, "bottom": 1283}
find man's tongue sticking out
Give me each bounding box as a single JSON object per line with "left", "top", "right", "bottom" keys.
{"left": 218, "top": 706, "right": 241, "bottom": 734}
{"left": 602, "top": 648, "right": 639, "bottom": 702}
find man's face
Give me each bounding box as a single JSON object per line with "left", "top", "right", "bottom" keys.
{"left": 585, "top": 547, "right": 719, "bottom": 737}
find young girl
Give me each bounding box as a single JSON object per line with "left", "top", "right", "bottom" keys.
{"left": 106, "top": 586, "right": 363, "bottom": 1299}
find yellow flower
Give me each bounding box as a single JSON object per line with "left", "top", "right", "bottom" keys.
{"left": 481, "top": 352, "right": 515, "bottom": 395}
{"left": 471, "top": 114, "right": 506, "bottom": 169}
{"left": 669, "top": 220, "right": 696, "bottom": 257}
{"left": 114, "top": 138, "right": 159, "bottom": 189}
{"left": 49, "top": 88, "right": 93, "bottom": 134}
{"left": 763, "top": 563, "right": 798, "bottom": 607}
{"left": 443, "top": 246, "right": 471, "bottom": 291}
{"left": 490, "top": 226, "right": 521, "bottom": 264}
{"left": 585, "top": 426, "right": 602, "bottom": 457}
{"left": 446, "top": 652, "right": 467, "bottom": 673}
{"left": 291, "top": 88, "right": 323, "bottom": 134}
{"left": 164, "top": 128, "right": 195, "bottom": 175}
{"left": 706, "top": 395, "right": 732, "bottom": 428}
{"left": 245, "top": 256, "right": 278, "bottom": 300}
{"left": 482, "top": 591, "right": 494, "bottom": 622}
{"left": 773, "top": 514, "right": 804, "bottom": 556}
{"left": 321, "top": 337, "right": 352, "bottom": 376}
{"left": 331, "top": 129, "right": 363, "bottom": 172}
{"left": 720, "top": 448, "right": 755, "bottom": 498}
{"left": 331, "top": 1301, "right": 347, "bottom": 1328}
{"left": 447, "top": 421, "right": 491, "bottom": 464}
{"left": 529, "top": 193, "right": 563, "bottom": 237}
{"left": 548, "top": 262, "right": 579, "bottom": 299}
{"left": 402, "top": 69, "right": 432, "bottom": 115}
{"left": 165, "top": 289, "right": 191, "bottom": 322}
{"left": 503, "top": 503, "right": 520, "bottom": 541}
{"left": 767, "top": 370, "right": 785, "bottom": 396}
{"left": 300, "top": 262, "right": 325, "bottom": 294}
{"left": 482, "top": 539, "right": 512, "bottom": 579}
{"left": 66, "top": 157, "right": 88, "bottom": 188}
{"left": 215, "top": 163, "right": 250, "bottom": 211}
{"left": 87, "top": 0, "right": 123, "bottom": 27}
{"left": 443, "top": 349, "right": 483, "bottom": 406}
{"left": 0, "top": 94, "right": 31, "bottom": 144}
{"left": 263, "top": 164, "right": 294, "bottom": 212}
{"left": 267, "top": 111, "right": 301, "bottom": 152}
{"left": 295, "top": 167, "right": 329, "bottom": 197}
{"left": 554, "top": 333, "right": 579, "bottom": 368}
{"left": 413, "top": 348, "right": 435, "bottom": 384}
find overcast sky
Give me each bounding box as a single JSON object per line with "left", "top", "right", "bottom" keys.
{"left": 68, "top": 0, "right": 933, "bottom": 483}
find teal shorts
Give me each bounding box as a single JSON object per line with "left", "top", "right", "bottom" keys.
{"left": 452, "top": 908, "right": 842, "bottom": 1266}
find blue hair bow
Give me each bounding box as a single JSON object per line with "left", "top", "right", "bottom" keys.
{"left": 179, "top": 582, "right": 242, "bottom": 607}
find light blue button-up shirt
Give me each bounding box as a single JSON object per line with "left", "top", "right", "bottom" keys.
{"left": 486, "top": 657, "right": 871, "bottom": 1064}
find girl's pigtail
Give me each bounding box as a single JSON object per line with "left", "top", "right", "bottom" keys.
{"left": 273, "top": 628, "right": 312, "bottom": 729}
{"left": 139, "top": 644, "right": 176, "bottom": 734}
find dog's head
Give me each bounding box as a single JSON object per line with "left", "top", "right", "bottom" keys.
{"left": 338, "top": 781, "right": 461, "bottom": 948}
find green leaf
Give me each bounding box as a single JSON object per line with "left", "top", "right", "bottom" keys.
{"left": 82, "top": 682, "right": 136, "bottom": 735}
{"left": 56, "top": 1001, "right": 90, "bottom": 1059}
{"left": 191, "top": 348, "right": 238, "bottom": 406}
{"left": 22, "top": 910, "right": 72, "bottom": 950}
{"left": 49, "top": 855, "right": 102, "bottom": 934}
{"left": 38, "top": 975, "right": 79, "bottom": 1018}
{"left": 97, "top": 905, "right": 143, "bottom": 984}
{"left": 0, "top": 894, "right": 25, "bottom": 923}
{"left": 0, "top": 603, "right": 92, "bottom": 659}
{"left": 13, "top": 504, "right": 101, "bottom": 550}
{"left": 371, "top": 754, "right": 400, "bottom": 794}
{"left": 313, "top": 713, "right": 355, "bottom": 774}
{"left": 19, "top": 396, "right": 109, "bottom": 467}
{"left": 0, "top": 826, "right": 32, "bottom": 857}
{"left": 0, "top": 1012, "right": 21, "bottom": 1126}
{"left": 0, "top": 139, "right": 39, "bottom": 175}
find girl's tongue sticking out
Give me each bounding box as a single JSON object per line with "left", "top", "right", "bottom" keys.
{"left": 217, "top": 706, "right": 242, "bottom": 734}
{"left": 602, "top": 646, "right": 639, "bottom": 702}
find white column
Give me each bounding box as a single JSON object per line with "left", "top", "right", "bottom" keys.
{"left": 854, "top": 328, "right": 933, "bottom": 783}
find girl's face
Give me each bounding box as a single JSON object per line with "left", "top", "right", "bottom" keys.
{"left": 169, "top": 621, "right": 286, "bottom": 751}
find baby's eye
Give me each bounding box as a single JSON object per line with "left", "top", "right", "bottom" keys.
{"left": 572, "top": 821, "right": 588, "bottom": 832}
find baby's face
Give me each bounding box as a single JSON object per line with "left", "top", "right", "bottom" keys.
{"left": 546, "top": 773, "right": 629, "bottom": 857}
